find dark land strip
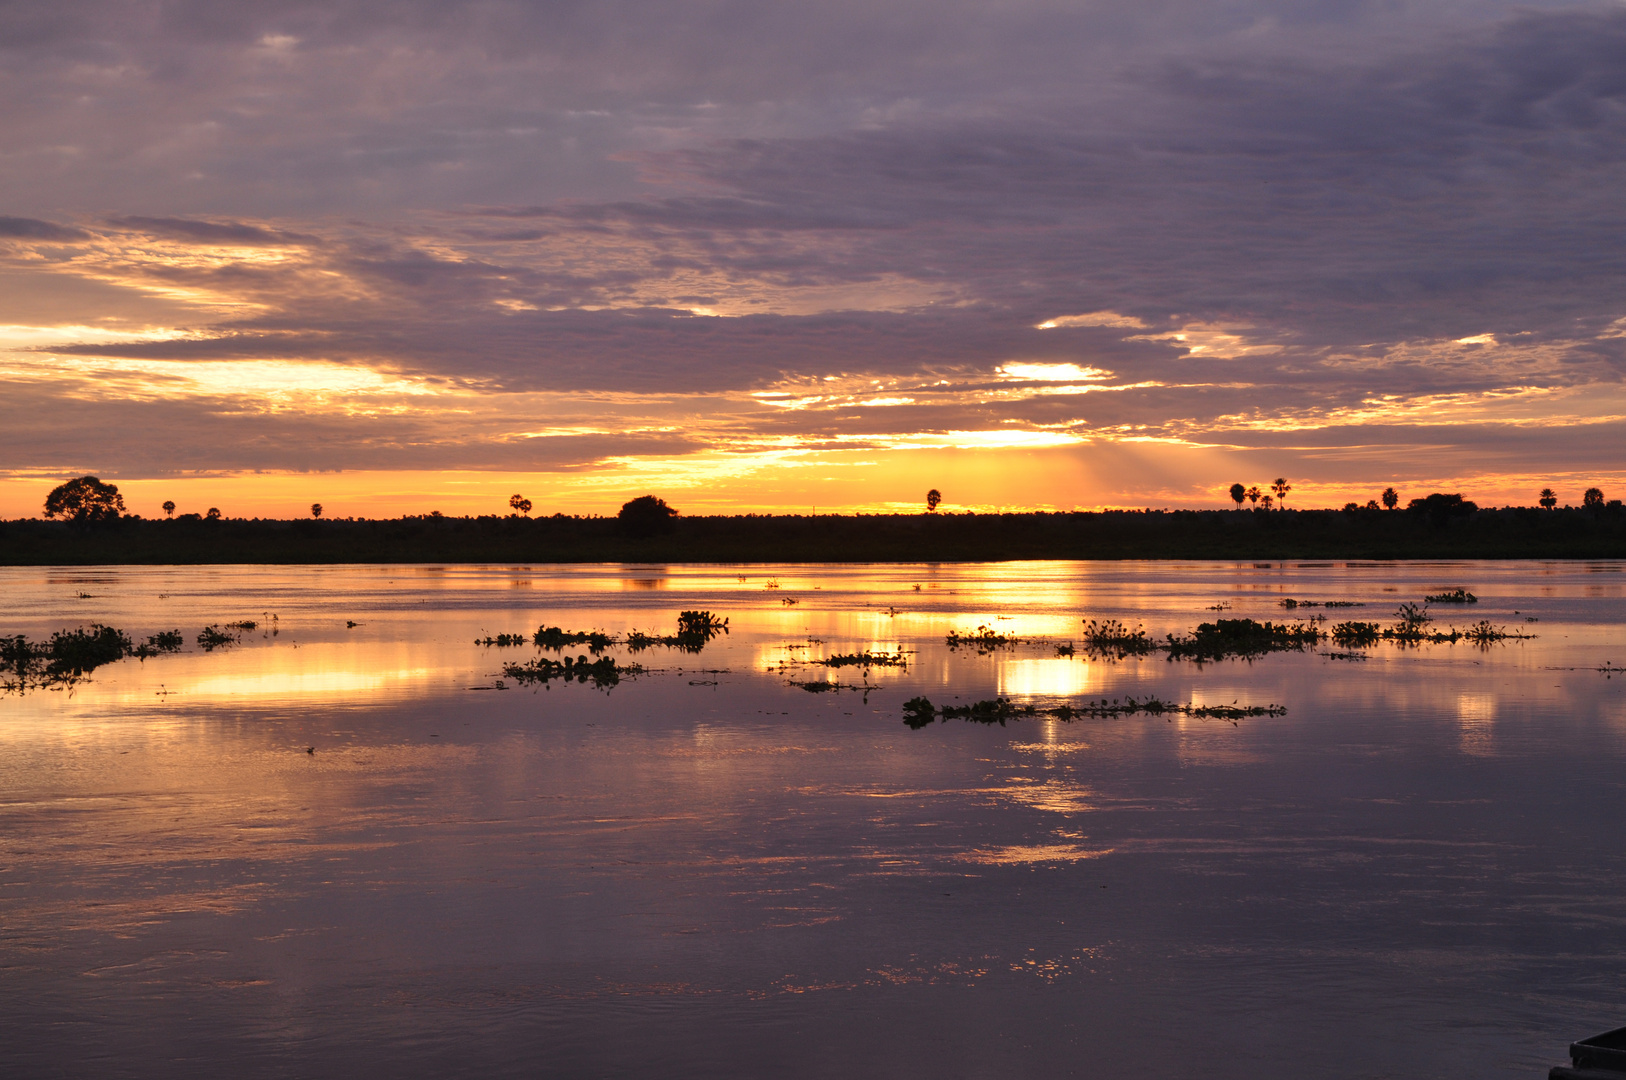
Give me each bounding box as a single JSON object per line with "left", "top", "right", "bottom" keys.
{"left": 2, "top": 506, "right": 1624, "bottom": 565}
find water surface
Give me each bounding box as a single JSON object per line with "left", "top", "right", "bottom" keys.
{"left": 3, "top": 561, "right": 1624, "bottom": 1078}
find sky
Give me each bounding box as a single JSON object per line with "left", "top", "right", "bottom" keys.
{"left": 3, "top": 0, "right": 1625, "bottom": 519}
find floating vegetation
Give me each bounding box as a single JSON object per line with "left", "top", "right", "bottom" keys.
{"left": 678, "top": 610, "right": 728, "bottom": 640}
{"left": 1601, "top": 664, "right": 1624, "bottom": 677}
{"left": 1320, "top": 650, "right": 1370, "bottom": 661}
{"left": 1424, "top": 588, "right": 1478, "bottom": 604}
{"left": 947, "top": 625, "right": 1017, "bottom": 652}
{"left": 815, "top": 650, "right": 908, "bottom": 669}
{"left": 1331, "top": 609, "right": 1529, "bottom": 647}
{"left": 147, "top": 630, "right": 184, "bottom": 652}
{"left": 132, "top": 629, "right": 184, "bottom": 659}
{"left": 533, "top": 626, "right": 615, "bottom": 653}
{"left": 626, "top": 611, "right": 730, "bottom": 654}
{"left": 196, "top": 625, "right": 239, "bottom": 650}
{"left": 1054, "top": 642, "right": 1075, "bottom": 657}
{"left": 476, "top": 633, "right": 529, "bottom": 647}
{"left": 1163, "top": 619, "right": 1323, "bottom": 662}
{"left": 787, "top": 678, "right": 875, "bottom": 694}
{"left": 1080, "top": 619, "right": 1154, "bottom": 657}
{"left": 1464, "top": 620, "right": 1530, "bottom": 644}
{"left": 782, "top": 597, "right": 799, "bottom": 605}
{"left": 225, "top": 620, "right": 258, "bottom": 631}
{"left": 1207, "top": 601, "right": 1232, "bottom": 611}
{"left": 1077, "top": 603, "right": 1532, "bottom": 664}
{"left": 902, "top": 695, "right": 1286, "bottom": 729}
{"left": 1280, "top": 598, "right": 1364, "bottom": 609}
{"left": 1332, "top": 621, "right": 1381, "bottom": 646}
{"left": 502, "top": 655, "right": 640, "bottom": 689}
{"left": 3, "top": 625, "right": 136, "bottom": 688}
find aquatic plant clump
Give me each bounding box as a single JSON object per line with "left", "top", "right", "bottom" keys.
{"left": 1163, "top": 618, "right": 1323, "bottom": 661}
{"left": 1424, "top": 588, "right": 1478, "bottom": 603}
{"left": 946, "top": 625, "right": 1017, "bottom": 652}
{"left": 197, "top": 625, "right": 239, "bottom": 650}
{"left": 1331, "top": 612, "right": 1529, "bottom": 648}
{"left": 1331, "top": 621, "right": 1381, "bottom": 646}
{"left": 1080, "top": 619, "right": 1155, "bottom": 657}
{"left": 502, "top": 654, "right": 640, "bottom": 689}
{"left": 132, "top": 629, "right": 185, "bottom": 659}
{"left": 815, "top": 650, "right": 908, "bottom": 669}
{"left": 477, "top": 633, "right": 529, "bottom": 647}
{"left": 1280, "top": 598, "right": 1364, "bottom": 609}
{"left": 3, "top": 624, "right": 137, "bottom": 687}
{"left": 623, "top": 611, "right": 731, "bottom": 654}
{"left": 902, "top": 695, "right": 1286, "bottom": 729}
{"left": 533, "top": 626, "right": 615, "bottom": 653}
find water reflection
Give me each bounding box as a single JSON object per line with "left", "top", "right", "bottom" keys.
{"left": 2, "top": 561, "right": 1625, "bottom": 1079}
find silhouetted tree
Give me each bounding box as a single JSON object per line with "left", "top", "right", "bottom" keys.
{"left": 311, "top": 503, "right": 323, "bottom": 519}
{"left": 926, "top": 489, "right": 942, "bottom": 512}
{"left": 205, "top": 507, "right": 221, "bottom": 521}
{"left": 1229, "top": 483, "right": 1246, "bottom": 507}
{"left": 1365, "top": 499, "right": 1379, "bottom": 510}
{"left": 43, "top": 476, "right": 125, "bottom": 524}
{"left": 1246, "top": 485, "right": 1261, "bottom": 506}
{"left": 1539, "top": 487, "right": 1558, "bottom": 509}
{"left": 618, "top": 494, "right": 678, "bottom": 538}
{"left": 1260, "top": 494, "right": 1274, "bottom": 510}
{"left": 1584, "top": 487, "right": 1605, "bottom": 509}
{"left": 1382, "top": 487, "right": 1399, "bottom": 510}
{"left": 162, "top": 500, "right": 175, "bottom": 517}
{"left": 1270, "top": 477, "right": 1291, "bottom": 507}
{"left": 1406, "top": 493, "right": 1477, "bottom": 519}
{"left": 509, "top": 494, "right": 533, "bottom": 517}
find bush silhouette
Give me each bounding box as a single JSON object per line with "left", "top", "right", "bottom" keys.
{"left": 1584, "top": 487, "right": 1605, "bottom": 509}
{"left": 44, "top": 476, "right": 125, "bottom": 524}
{"left": 618, "top": 495, "right": 678, "bottom": 538}
{"left": 926, "top": 489, "right": 942, "bottom": 512}
{"left": 1229, "top": 483, "right": 1246, "bottom": 507}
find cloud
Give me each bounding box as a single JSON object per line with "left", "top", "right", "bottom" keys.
{"left": 3, "top": 0, "right": 1626, "bottom": 506}
{"left": 0, "top": 216, "right": 85, "bottom": 240}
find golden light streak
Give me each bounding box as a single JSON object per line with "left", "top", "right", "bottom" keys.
{"left": 1034, "top": 311, "right": 1147, "bottom": 330}
{"left": 998, "top": 362, "right": 1111, "bottom": 382}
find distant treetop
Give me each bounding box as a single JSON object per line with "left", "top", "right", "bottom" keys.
{"left": 44, "top": 476, "right": 125, "bottom": 524}
{"left": 618, "top": 494, "right": 678, "bottom": 537}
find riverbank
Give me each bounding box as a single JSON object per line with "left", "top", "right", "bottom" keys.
{"left": 3, "top": 506, "right": 1623, "bottom": 564}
